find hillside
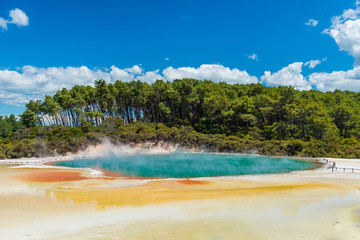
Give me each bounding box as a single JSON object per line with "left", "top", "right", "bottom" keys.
{"left": 1, "top": 78, "right": 360, "bottom": 159}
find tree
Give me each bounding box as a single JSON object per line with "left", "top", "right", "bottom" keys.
{"left": 332, "top": 104, "right": 359, "bottom": 138}
{"left": 21, "top": 109, "right": 39, "bottom": 128}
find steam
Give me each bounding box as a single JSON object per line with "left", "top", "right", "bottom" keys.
{"left": 56, "top": 142, "right": 317, "bottom": 178}
{"left": 74, "top": 140, "right": 179, "bottom": 159}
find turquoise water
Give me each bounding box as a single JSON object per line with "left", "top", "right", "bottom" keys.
{"left": 55, "top": 152, "right": 318, "bottom": 178}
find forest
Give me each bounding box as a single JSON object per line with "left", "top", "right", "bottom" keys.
{"left": 1, "top": 78, "right": 360, "bottom": 159}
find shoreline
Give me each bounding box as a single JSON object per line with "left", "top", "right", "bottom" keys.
{"left": 1, "top": 148, "right": 360, "bottom": 239}
{"left": 0, "top": 155, "right": 75, "bottom": 165}
{"left": 0, "top": 140, "right": 347, "bottom": 166}
{"left": 0, "top": 141, "right": 324, "bottom": 165}
{"left": 0, "top": 149, "right": 348, "bottom": 178}
{"left": 1, "top": 141, "right": 359, "bottom": 180}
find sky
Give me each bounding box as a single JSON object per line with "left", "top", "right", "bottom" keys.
{"left": 1, "top": 0, "right": 360, "bottom": 115}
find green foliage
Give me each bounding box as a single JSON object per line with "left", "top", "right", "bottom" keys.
{"left": 17, "top": 79, "right": 360, "bottom": 142}
{"left": 286, "top": 140, "right": 304, "bottom": 156}
{"left": 2, "top": 121, "right": 360, "bottom": 159}
{"left": 0, "top": 114, "right": 22, "bottom": 138}
{"left": 0, "top": 78, "right": 358, "bottom": 159}
{"left": 21, "top": 110, "right": 39, "bottom": 128}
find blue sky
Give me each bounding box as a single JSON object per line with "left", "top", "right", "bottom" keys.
{"left": 1, "top": 0, "right": 360, "bottom": 115}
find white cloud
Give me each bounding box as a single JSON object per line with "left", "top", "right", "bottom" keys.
{"left": 0, "top": 8, "right": 29, "bottom": 30}
{"left": 305, "top": 60, "right": 321, "bottom": 69}
{"left": 137, "top": 70, "right": 163, "bottom": 83}
{"left": 309, "top": 66, "right": 360, "bottom": 91}
{"left": 111, "top": 64, "right": 259, "bottom": 85}
{"left": 165, "top": 58, "right": 170, "bottom": 61}
{"left": 323, "top": 6, "right": 360, "bottom": 64}
{"left": 109, "top": 66, "right": 134, "bottom": 82}
{"left": 304, "top": 58, "right": 326, "bottom": 69}
{"left": 4, "top": 62, "right": 360, "bottom": 108}
{"left": 247, "top": 54, "right": 258, "bottom": 61}
{"left": 306, "top": 19, "right": 318, "bottom": 27}
{"left": 261, "top": 60, "right": 360, "bottom": 92}
{"left": 9, "top": 8, "right": 29, "bottom": 26}
{"left": 0, "top": 66, "right": 108, "bottom": 96}
{"left": 125, "top": 65, "right": 142, "bottom": 75}
{"left": 0, "top": 90, "right": 37, "bottom": 107}
{"left": 0, "top": 18, "right": 8, "bottom": 30}
{"left": 260, "top": 62, "right": 312, "bottom": 91}
{"left": 0, "top": 64, "right": 260, "bottom": 106}
{"left": 162, "top": 64, "right": 258, "bottom": 84}
{"left": 109, "top": 65, "right": 163, "bottom": 83}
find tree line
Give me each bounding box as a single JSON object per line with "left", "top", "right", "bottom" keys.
{"left": 21, "top": 78, "right": 360, "bottom": 142}
{"left": 0, "top": 114, "right": 21, "bottom": 139}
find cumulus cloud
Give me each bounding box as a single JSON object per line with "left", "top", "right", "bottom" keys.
{"left": 4, "top": 62, "right": 360, "bottom": 107}
{"left": 306, "top": 19, "right": 318, "bottom": 27}
{"left": 137, "top": 70, "right": 163, "bottom": 83}
{"left": 260, "top": 62, "right": 312, "bottom": 91}
{"left": 109, "top": 65, "right": 163, "bottom": 83}
{"left": 0, "top": 66, "right": 114, "bottom": 106}
{"left": 0, "top": 64, "right": 259, "bottom": 106}
{"left": 0, "top": 90, "right": 36, "bottom": 107}
{"left": 9, "top": 8, "right": 29, "bottom": 26}
{"left": 0, "top": 66, "right": 109, "bottom": 95}
{"left": 260, "top": 60, "right": 360, "bottom": 92}
{"left": 162, "top": 64, "right": 258, "bottom": 84}
{"left": 309, "top": 66, "right": 360, "bottom": 91}
{"left": 323, "top": 5, "right": 360, "bottom": 64}
{"left": 247, "top": 54, "right": 258, "bottom": 61}
{"left": 0, "top": 8, "right": 28, "bottom": 30}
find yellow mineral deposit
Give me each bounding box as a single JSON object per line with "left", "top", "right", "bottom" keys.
{"left": 1, "top": 160, "right": 360, "bottom": 240}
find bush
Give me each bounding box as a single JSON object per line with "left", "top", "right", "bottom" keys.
{"left": 286, "top": 140, "right": 304, "bottom": 156}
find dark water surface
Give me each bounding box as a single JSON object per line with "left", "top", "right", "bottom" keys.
{"left": 55, "top": 152, "right": 318, "bottom": 178}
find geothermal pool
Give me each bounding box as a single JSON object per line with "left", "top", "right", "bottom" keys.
{"left": 55, "top": 152, "right": 318, "bottom": 178}
{"left": 2, "top": 152, "right": 360, "bottom": 240}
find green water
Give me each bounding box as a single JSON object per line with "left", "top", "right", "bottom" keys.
{"left": 55, "top": 152, "right": 318, "bottom": 178}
